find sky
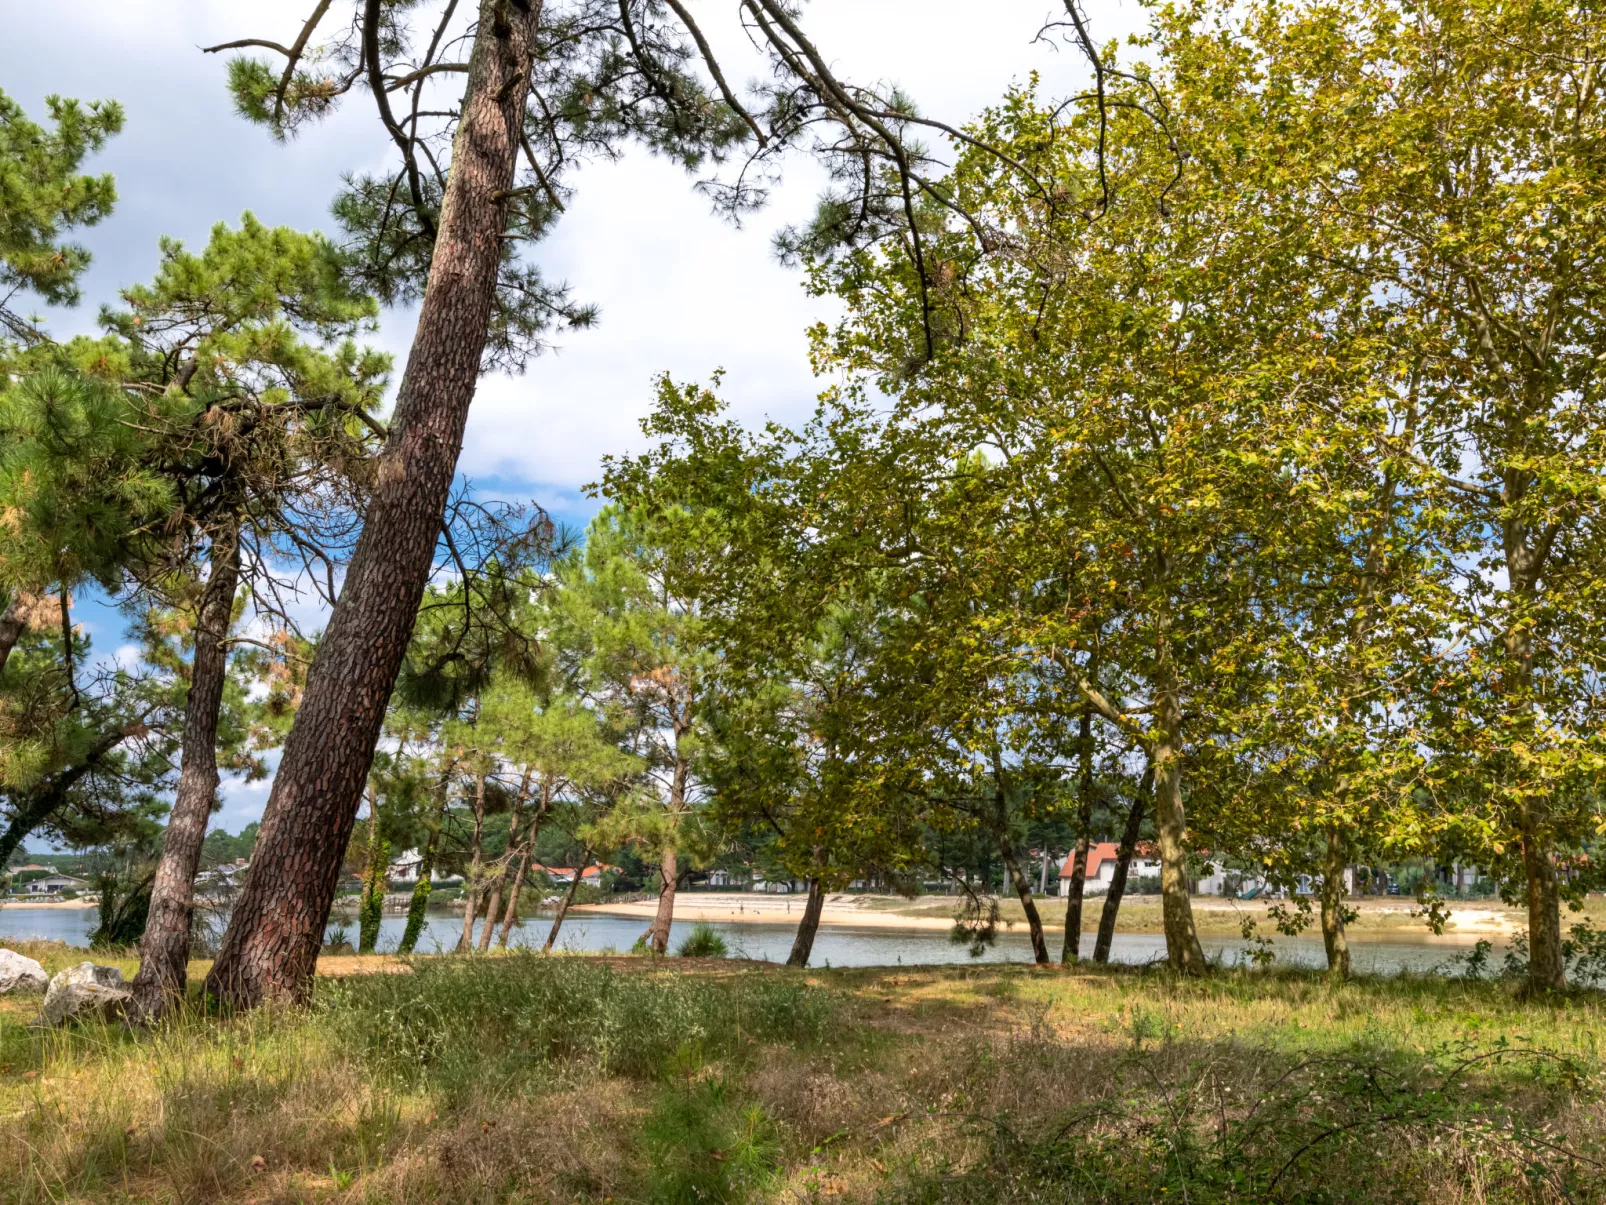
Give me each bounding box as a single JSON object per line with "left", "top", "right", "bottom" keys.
{"left": 4, "top": 0, "right": 1142, "bottom": 836}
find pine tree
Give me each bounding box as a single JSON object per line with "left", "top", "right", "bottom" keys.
{"left": 0, "top": 87, "right": 123, "bottom": 343}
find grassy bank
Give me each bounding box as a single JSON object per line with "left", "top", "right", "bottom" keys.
{"left": 1, "top": 943, "right": 1603, "bottom": 1203}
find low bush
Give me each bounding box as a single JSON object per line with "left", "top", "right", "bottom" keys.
{"left": 676, "top": 922, "right": 730, "bottom": 959}
{"left": 318, "top": 952, "right": 839, "bottom": 1098}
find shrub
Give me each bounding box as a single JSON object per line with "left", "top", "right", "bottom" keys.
{"left": 676, "top": 923, "right": 728, "bottom": 959}
{"left": 316, "top": 952, "right": 838, "bottom": 1100}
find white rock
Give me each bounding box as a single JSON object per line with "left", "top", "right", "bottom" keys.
{"left": 0, "top": 948, "right": 48, "bottom": 995}
{"left": 37, "top": 962, "right": 131, "bottom": 1026}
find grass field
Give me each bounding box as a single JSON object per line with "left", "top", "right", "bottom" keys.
{"left": 1, "top": 941, "right": 1603, "bottom": 1203}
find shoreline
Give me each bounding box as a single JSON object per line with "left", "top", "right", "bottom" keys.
{"left": 570, "top": 892, "right": 1526, "bottom": 944}
{"left": 0, "top": 898, "right": 98, "bottom": 910}
{"left": 1, "top": 892, "right": 1535, "bottom": 945}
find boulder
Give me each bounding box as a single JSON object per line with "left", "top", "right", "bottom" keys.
{"left": 37, "top": 962, "right": 130, "bottom": 1025}
{"left": 0, "top": 948, "right": 48, "bottom": 995}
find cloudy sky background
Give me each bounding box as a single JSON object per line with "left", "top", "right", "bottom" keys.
{"left": 5, "top": 0, "right": 1139, "bottom": 834}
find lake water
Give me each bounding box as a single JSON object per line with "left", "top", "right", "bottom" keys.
{"left": 0, "top": 904, "right": 1488, "bottom": 975}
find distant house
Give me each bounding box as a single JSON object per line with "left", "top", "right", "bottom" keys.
{"left": 534, "top": 863, "right": 617, "bottom": 888}
{"left": 1058, "top": 844, "right": 1163, "bottom": 896}
{"left": 1058, "top": 846, "right": 1237, "bottom": 896}
{"left": 387, "top": 850, "right": 461, "bottom": 887}
{"left": 24, "top": 873, "right": 90, "bottom": 895}
{"left": 748, "top": 876, "right": 809, "bottom": 894}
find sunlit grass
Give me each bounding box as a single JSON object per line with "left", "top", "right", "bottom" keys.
{"left": 1, "top": 950, "right": 1602, "bottom": 1202}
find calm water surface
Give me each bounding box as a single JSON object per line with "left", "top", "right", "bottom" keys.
{"left": 0, "top": 903, "right": 1490, "bottom": 974}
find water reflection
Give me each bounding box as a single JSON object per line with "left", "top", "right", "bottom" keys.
{"left": 0, "top": 904, "right": 1490, "bottom": 975}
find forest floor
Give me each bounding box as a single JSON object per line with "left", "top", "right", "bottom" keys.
{"left": 1, "top": 941, "right": 1604, "bottom": 1203}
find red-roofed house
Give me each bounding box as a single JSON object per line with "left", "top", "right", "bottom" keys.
{"left": 1058, "top": 843, "right": 1162, "bottom": 895}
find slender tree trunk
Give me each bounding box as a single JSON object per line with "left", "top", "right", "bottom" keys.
{"left": 1521, "top": 808, "right": 1566, "bottom": 992}
{"left": 543, "top": 849, "right": 589, "bottom": 953}
{"left": 1319, "top": 826, "right": 1351, "bottom": 980}
{"left": 1154, "top": 687, "right": 1206, "bottom": 975}
{"left": 357, "top": 791, "right": 388, "bottom": 956}
{"left": 0, "top": 595, "right": 29, "bottom": 676}
{"left": 994, "top": 750, "right": 1048, "bottom": 965}
{"left": 456, "top": 772, "right": 487, "bottom": 953}
{"left": 203, "top": 0, "right": 545, "bottom": 1008}
{"left": 477, "top": 771, "right": 527, "bottom": 951}
{"left": 1062, "top": 706, "right": 1095, "bottom": 962}
{"left": 397, "top": 767, "right": 450, "bottom": 955}
{"left": 1501, "top": 499, "right": 1567, "bottom": 992}
{"left": 646, "top": 846, "right": 678, "bottom": 955}
{"left": 499, "top": 775, "right": 553, "bottom": 947}
{"left": 786, "top": 874, "right": 826, "bottom": 968}
{"left": 130, "top": 528, "right": 240, "bottom": 1021}
{"left": 645, "top": 747, "right": 690, "bottom": 956}
{"left": 1094, "top": 768, "right": 1151, "bottom": 964}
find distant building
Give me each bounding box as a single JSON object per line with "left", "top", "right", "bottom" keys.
{"left": 534, "top": 863, "right": 616, "bottom": 888}
{"left": 1058, "top": 844, "right": 1169, "bottom": 896}
{"left": 23, "top": 873, "right": 90, "bottom": 895}
{"left": 388, "top": 850, "right": 462, "bottom": 887}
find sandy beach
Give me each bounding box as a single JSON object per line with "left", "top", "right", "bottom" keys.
{"left": 573, "top": 892, "right": 958, "bottom": 931}
{"left": 0, "top": 897, "right": 98, "bottom": 910}
{"left": 570, "top": 891, "right": 1536, "bottom": 941}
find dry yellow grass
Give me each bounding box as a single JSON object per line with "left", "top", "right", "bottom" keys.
{"left": 1, "top": 946, "right": 1602, "bottom": 1203}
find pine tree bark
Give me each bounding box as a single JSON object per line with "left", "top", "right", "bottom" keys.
{"left": 456, "top": 771, "right": 488, "bottom": 953}
{"left": 202, "top": 0, "right": 545, "bottom": 1007}
{"left": 1154, "top": 685, "right": 1206, "bottom": 975}
{"left": 1094, "top": 767, "right": 1151, "bottom": 964}
{"left": 786, "top": 874, "right": 826, "bottom": 967}
{"left": 130, "top": 528, "right": 240, "bottom": 1022}
{"left": 646, "top": 845, "right": 678, "bottom": 955}
{"left": 1062, "top": 706, "right": 1095, "bottom": 962}
{"left": 994, "top": 750, "right": 1048, "bottom": 964}
{"left": 1319, "top": 826, "right": 1351, "bottom": 980}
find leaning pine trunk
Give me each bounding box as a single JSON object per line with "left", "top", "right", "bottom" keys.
{"left": 1062, "top": 706, "right": 1095, "bottom": 962}
{"left": 1320, "top": 826, "right": 1352, "bottom": 980}
{"left": 203, "top": 0, "right": 545, "bottom": 1008}
{"left": 786, "top": 876, "right": 826, "bottom": 967}
{"left": 130, "top": 528, "right": 241, "bottom": 1021}
{"left": 543, "top": 851, "right": 590, "bottom": 953}
{"left": 1153, "top": 687, "right": 1207, "bottom": 975}
{"left": 646, "top": 846, "right": 678, "bottom": 955}
{"left": 1094, "top": 768, "right": 1151, "bottom": 964}
{"left": 456, "top": 772, "right": 487, "bottom": 953}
